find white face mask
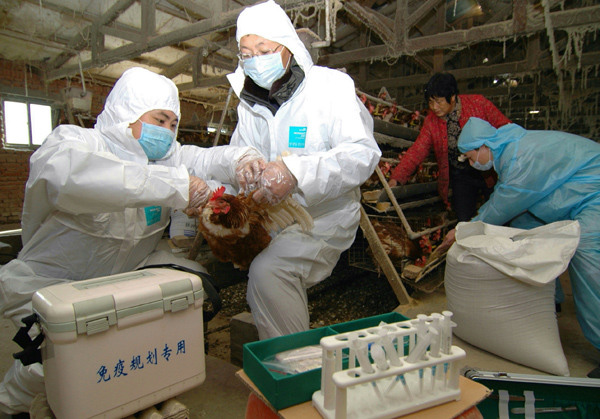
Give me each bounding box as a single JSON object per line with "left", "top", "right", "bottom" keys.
{"left": 242, "top": 51, "right": 288, "bottom": 90}
{"left": 471, "top": 147, "right": 493, "bottom": 171}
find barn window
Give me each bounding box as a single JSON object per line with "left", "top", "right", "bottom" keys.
{"left": 2, "top": 99, "right": 53, "bottom": 148}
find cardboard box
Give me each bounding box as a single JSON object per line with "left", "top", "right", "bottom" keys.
{"left": 237, "top": 370, "right": 491, "bottom": 419}
{"left": 32, "top": 268, "right": 206, "bottom": 419}
{"left": 242, "top": 312, "right": 410, "bottom": 410}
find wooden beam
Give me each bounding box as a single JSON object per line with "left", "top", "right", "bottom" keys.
{"left": 91, "top": 25, "right": 104, "bottom": 62}
{"left": 394, "top": 0, "right": 408, "bottom": 49}
{"left": 344, "top": 1, "right": 395, "bottom": 47}
{"left": 0, "top": 29, "right": 74, "bottom": 53}
{"left": 21, "top": 0, "right": 142, "bottom": 50}
{"left": 359, "top": 206, "right": 412, "bottom": 305}
{"left": 99, "top": 26, "right": 141, "bottom": 43}
{"left": 364, "top": 50, "right": 600, "bottom": 90}
{"left": 166, "top": 0, "right": 213, "bottom": 19}
{"left": 432, "top": 5, "right": 444, "bottom": 72}
{"left": 192, "top": 50, "right": 204, "bottom": 87}
{"left": 513, "top": 0, "right": 527, "bottom": 34}
{"left": 163, "top": 53, "right": 194, "bottom": 79}
{"left": 46, "top": 0, "right": 322, "bottom": 81}
{"left": 525, "top": 34, "right": 541, "bottom": 69}
{"left": 48, "top": 0, "right": 136, "bottom": 70}
{"left": 320, "top": 5, "right": 600, "bottom": 67}
{"left": 406, "top": 0, "right": 444, "bottom": 28}
{"left": 177, "top": 75, "right": 230, "bottom": 90}
{"left": 141, "top": 0, "right": 156, "bottom": 39}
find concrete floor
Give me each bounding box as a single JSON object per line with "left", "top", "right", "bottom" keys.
{"left": 0, "top": 273, "right": 598, "bottom": 418}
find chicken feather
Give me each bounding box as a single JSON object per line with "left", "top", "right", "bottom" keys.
{"left": 197, "top": 187, "right": 313, "bottom": 270}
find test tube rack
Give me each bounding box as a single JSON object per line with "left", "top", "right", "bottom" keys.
{"left": 312, "top": 311, "right": 465, "bottom": 419}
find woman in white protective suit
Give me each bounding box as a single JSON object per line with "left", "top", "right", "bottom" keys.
{"left": 228, "top": 0, "right": 381, "bottom": 340}
{"left": 0, "top": 67, "right": 262, "bottom": 414}
{"left": 455, "top": 116, "right": 600, "bottom": 378}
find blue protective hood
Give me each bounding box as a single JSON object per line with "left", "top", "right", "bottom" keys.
{"left": 465, "top": 115, "right": 600, "bottom": 227}
{"left": 458, "top": 117, "right": 526, "bottom": 155}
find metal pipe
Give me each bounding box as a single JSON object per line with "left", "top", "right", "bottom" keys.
{"left": 355, "top": 88, "right": 413, "bottom": 114}
{"left": 212, "top": 87, "right": 233, "bottom": 147}
{"left": 78, "top": 55, "right": 87, "bottom": 95}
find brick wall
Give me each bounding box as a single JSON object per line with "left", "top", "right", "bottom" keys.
{"left": 0, "top": 148, "right": 30, "bottom": 226}
{"left": 0, "top": 59, "right": 214, "bottom": 229}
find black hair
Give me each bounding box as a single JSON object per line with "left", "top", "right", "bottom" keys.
{"left": 424, "top": 72, "right": 458, "bottom": 104}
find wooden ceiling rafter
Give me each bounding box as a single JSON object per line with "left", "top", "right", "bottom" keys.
{"left": 164, "top": 0, "right": 214, "bottom": 20}
{"left": 364, "top": 50, "right": 600, "bottom": 90}
{"left": 48, "top": 0, "right": 137, "bottom": 71}
{"left": 320, "top": 5, "right": 600, "bottom": 67}
{"left": 45, "top": 0, "right": 325, "bottom": 82}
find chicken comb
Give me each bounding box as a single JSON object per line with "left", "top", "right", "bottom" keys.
{"left": 210, "top": 186, "right": 226, "bottom": 201}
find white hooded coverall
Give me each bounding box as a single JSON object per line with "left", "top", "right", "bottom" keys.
{"left": 228, "top": 1, "right": 381, "bottom": 339}
{"left": 0, "top": 67, "right": 259, "bottom": 414}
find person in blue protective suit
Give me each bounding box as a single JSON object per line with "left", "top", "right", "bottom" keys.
{"left": 455, "top": 116, "right": 600, "bottom": 378}
{"left": 227, "top": 0, "right": 381, "bottom": 340}
{"left": 0, "top": 66, "right": 263, "bottom": 415}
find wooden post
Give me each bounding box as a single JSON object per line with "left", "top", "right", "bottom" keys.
{"left": 359, "top": 206, "right": 412, "bottom": 305}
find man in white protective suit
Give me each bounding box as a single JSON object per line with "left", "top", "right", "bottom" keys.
{"left": 0, "top": 67, "right": 262, "bottom": 415}
{"left": 228, "top": 0, "right": 381, "bottom": 339}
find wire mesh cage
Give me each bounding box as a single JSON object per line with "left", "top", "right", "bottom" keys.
{"left": 349, "top": 206, "right": 452, "bottom": 295}
{"left": 350, "top": 212, "right": 448, "bottom": 270}
{"left": 348, "top": 226, "right": 385, "bottom": 273}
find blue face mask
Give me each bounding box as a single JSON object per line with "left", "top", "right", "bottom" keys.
{"left": 242, "top": 51, "right": 288, "bottom": 90}
{"left": 138, "top": 122, "right": 175, "bottom": 160}
{"left": 472, "top": 147, "right": 493, "bottom": 171}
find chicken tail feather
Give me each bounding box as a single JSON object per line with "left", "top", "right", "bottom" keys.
{"left": 279, "top": 196, "right": 314, "bottom": 232}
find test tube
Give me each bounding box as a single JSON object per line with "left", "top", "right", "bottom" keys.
{"left": 430, "top": 364, "right": 437, "bottom": 393}
{"left": 429, "top": 313, "right": 443, "bottom": 358}
{"left": 347, "top": 332, "right": 358, "bottom": 370}
{"left": 352, "top": 338, "right": 374, "bottom": 374}
{"left": 407, "top": 315, "right": 429, "bottom": 363}
{"left": 441, "top": 311, "right": 456, "bottom": 355}
{"left": 378, "top": 329, "right": 402, "bottom": 367}
{"left": 406, "top": 330, "right": 432, "bottom": 364}
{"left": 370, "top": 343, "right": 389, "bottom": 371}
{"left": 442, "top": 362, "right": 449, "bottom": 389}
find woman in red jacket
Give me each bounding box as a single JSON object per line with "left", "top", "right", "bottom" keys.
{"left": 389, "top": 73, "right": 510, "bottom": 222}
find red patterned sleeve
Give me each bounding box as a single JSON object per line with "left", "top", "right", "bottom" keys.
{"left": 389, "top": 117, "right": 435, "bottom": 183}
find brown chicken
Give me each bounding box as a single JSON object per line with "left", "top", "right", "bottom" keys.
{"left": 197, "top": 186, "right": 313, "bottom": 270}
{"left": 370, "top": 218, "right": 419, "bottom": 263}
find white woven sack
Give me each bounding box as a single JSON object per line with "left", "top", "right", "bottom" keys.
{"left": 445, "top": 220, "right": 580, "bottom": 376}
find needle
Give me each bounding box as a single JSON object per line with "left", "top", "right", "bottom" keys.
{"left": 511, "top": 406, "right": 577, "bottom": 414}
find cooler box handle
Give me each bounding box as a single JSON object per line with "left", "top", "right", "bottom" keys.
{"left": 139, "top": 264, "right": 222, "bottom": 322}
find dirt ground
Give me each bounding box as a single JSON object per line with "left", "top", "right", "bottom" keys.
{"left": 203, "top": 251, "right": 402, "bottom": 363}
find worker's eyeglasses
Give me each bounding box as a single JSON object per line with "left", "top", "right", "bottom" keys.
{"left": 237, "top": 45, "right": 283, "bottom": 61}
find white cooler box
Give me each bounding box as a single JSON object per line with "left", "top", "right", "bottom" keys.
{"left": 32, "top": 268, "right": 206, "bottom": 419}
